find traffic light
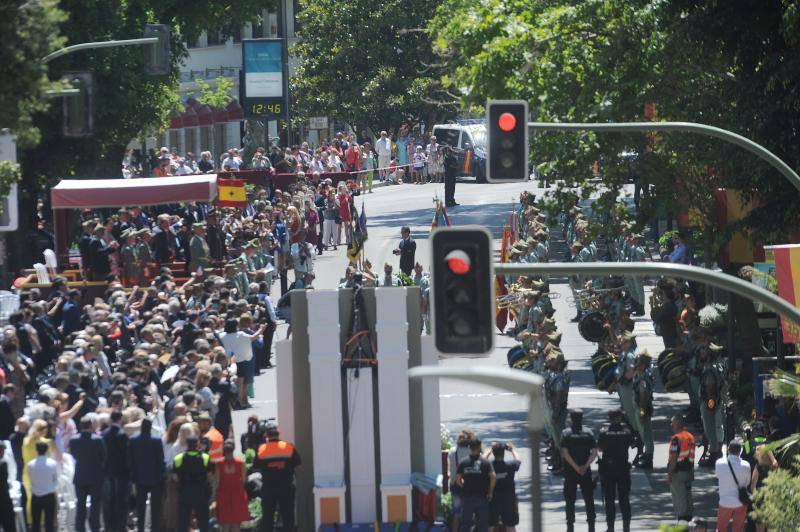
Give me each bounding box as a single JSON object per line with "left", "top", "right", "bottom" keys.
{"left": 486, "top": 99, "right": 529, "bottom": 182}
{"left": 144, "top": 24, "right": 171, "bottom": 75}
{"left": 61, "top": 72, "right": 94, "bottom": 138}
{"left": 431, "top": 226, "right": 495, "bottom": 355}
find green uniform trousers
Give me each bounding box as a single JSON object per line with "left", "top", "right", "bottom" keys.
{"left": 618, "top": 383, "right": 642, "bottom": 436}
{"left": 700, "top": 401, "right": 724, "bottom": 453}
{"left": 638, "top": 413, "right": 654, "bottom": 455}
{"left": 670, "top": 469, "right": 694, "bottom": 520}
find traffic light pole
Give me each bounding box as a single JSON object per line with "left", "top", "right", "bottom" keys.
{"left": 527, "top": 121, "right": 800, "bottom": 193}
{"left": 42, "top": 37, "right": 159, "bottom": 64}
{"left": 494, "top": 261, "right": 800, "bottom": 325}
{"left": 408, "top": 366, "right": 545, "bottom": 532}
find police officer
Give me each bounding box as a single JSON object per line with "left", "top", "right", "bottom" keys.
{"left": 698, "top": 343, "right": 726, "bottom": 466}
{"left": 484, "top": 442, "right": 521, "bottom": 532}
{"left": 598, "top": 409, "right": 634, "bottom": 532}
{"left": 667, "top": 415, "right": 696, "bottom": 522}
{"left": 560, "top": 409, "right": 597, "bottom": 532}
{"left": 172, "top": 435, "right": 213, "bottom": 532}
{"left": 632, "top": 351, "right": 655, "bottom": 469}
{"left": 455, "top": 438, "right": 495, "bottom": 532}
{"left": 254, "top": 420, "right": 301, "bottom": 532}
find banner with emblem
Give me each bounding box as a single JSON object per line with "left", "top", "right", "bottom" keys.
{"left": 763, "top": 244, "right": 800, "bottom": 343}
{"left": 216, "top": 178, "right": 247, "bottom": 208}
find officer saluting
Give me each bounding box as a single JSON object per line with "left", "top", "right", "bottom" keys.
{"left": 560, "top": 409, "right": 598, "bottom": 532}
{"left": 172, "top": 435, "right": 214, "bottom": 532}
{"left": 253, "top": 420, "right": 302, "bottom": 532}
{"left": 598, "top": 409, "right": 634, "bottom": 532}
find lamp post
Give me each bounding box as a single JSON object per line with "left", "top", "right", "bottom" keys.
{"left": 408, "top": 366, "right": 546, "bottom": 532}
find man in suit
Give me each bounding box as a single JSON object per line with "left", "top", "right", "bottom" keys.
{"left": 393, "top": 226, "right": 417, "bottom": 277}
{"left": 89, "top": 224, "right": 118, "bottom": 281}
{"left": 0, "top": 384, "right": 17, "bottom": 440}
{"left": 102, "top": 411, "right": 130, "bottom": 532}
{"left": 151, "top": 215, "right": 177, "bottom": 265}
{"left": 69, "top": 417, "right": 106, "bottom": 532}
{"left": 128, "top": 418, "right": 165, "bottom": 532}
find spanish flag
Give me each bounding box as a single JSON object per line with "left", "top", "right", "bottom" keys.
{"left": 217, "top": 178, "right": 246, "bottom": 208}
{"left": 764, "top": 244, "right": 800, "bottom": 343}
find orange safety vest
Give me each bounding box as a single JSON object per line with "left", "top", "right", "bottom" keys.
{"left": 674, "top": 430, "right": 696, "bottom": 465}
{"left": 257, "top": 440, "right": 295, "bottom": 470}
{"left": 205, "top": 427, "right": 225, "bottom": 463}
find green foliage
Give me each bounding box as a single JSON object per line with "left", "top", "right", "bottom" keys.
{"left": 0, "top": 161, "right": 22, "bottom": 205}
{"left": 0, "top": 0, "right": 67, "bottom": 147}
{"left": 193, "top": 77, "right": 235, "bottom": 109}
{"left": 430, "top": 0, "right": 800, "bottom": 246}
{"left": 764, "top": 369, "right": 800, "bottom": 468}
{"left": 749, "top": 457, "right": 800, "bottom": 531}
{"left": 438, "top": 491, "right": 453, "bottom": 524}
{"left": 440, "top": 423, "right": 453, "bottom": 451}
{"left": 658, "top": 525, "right": 688, "bottom": 532}
{"left": 292, "top": 0, "right": 457, "bottom": 132}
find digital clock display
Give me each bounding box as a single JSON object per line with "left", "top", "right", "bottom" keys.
{"left": 250, "top": 103, "right": 282, "bottom": 116}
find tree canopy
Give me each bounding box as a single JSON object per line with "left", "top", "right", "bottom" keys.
{"left": 291, "top": 0, "right": 457, "bottom": 134}
{"left": 430, "top": 0, "right": 800, "bottom": 248}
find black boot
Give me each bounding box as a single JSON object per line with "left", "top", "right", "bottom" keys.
{"left": 588, "top": 521, "right": 596, "bottom": 532}
{"left": 623, "top": 521, "right": 630, "bottom": 532}
{"left": 567, "top": 524, "right": 574, "bottom": 532}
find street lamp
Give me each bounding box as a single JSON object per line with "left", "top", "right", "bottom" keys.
{"left": 408, "top": 365, "right": 546, "bottom": 532}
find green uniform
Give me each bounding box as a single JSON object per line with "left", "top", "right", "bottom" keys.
{"left": 544, "top": 369, "right": 570, "bottom": 448}
{"left": 626, "top": 244, "right": 646, "bottom": 306}
{"left": 120, "top": 243, "right": 137, "bottom": 281}
{"left": 616, "top": 349, "right": 642, "bottom": 436}
{"left": 189, "top": 234, "right": 210, "bottom": 272}
{"left": 633, "top": 366, "right": 655, "bottom": 455}
{"left": 700, "top": 362, "right": 726, "bottom": 453}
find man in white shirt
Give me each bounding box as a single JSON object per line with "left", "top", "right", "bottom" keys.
{"left": 375, "top": 130, "right": 392, "bottom": 180}
{"left": 27, "top": 440, "right": 58, "bottom": 532}
{"left": 714, "top": 439, "right": 750, "bottom": 532}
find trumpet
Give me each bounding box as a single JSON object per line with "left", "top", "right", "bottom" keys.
{"left": 568, "top": 286, "right": 625, "bottom": 311}
{"left": 496, "top": 290, "right": 560, "bottom": 310}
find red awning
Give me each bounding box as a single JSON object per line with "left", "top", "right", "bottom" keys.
{"left": 182, "top": 106, "right": 199, "bottom": 127}
{"left": 213, "top": 106, "right": 229, "bottom": 122}
{"left": 51, "top": 175, "right": 219, "bottom": 209}
{"left": 196, "top": 104, "right": 214, "bottom": 126}
{"left": 226, "top": 100, "right": 244, "bottom": 120}
{"left": 169, "top": 114, "right": 184, "bottom": 129}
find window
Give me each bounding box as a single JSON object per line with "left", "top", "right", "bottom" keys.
{"left": 168, "top": 130, "right": 181, "bottom": 153}
{"left": 200, "top": 126, "right": 211, "bottom": 155}
{"left": 215, "top": 123, "right": 227, "bottom": 157}
{"left": 185, "top": 128, "right": 197, "bottom": 157}
{"left": 293, "top": 0, "right": 302, "bottom": 34}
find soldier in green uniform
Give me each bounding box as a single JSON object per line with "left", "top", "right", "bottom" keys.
{"left": 135, "top": 228, "right": 153, "bottom": 285}
{"left": 615, "top": 331, "right": 643, "bottom": 459}
{"left": 413, "top": 262, "right": 431, "bottom": 334}
{"left": 189, "top": 222, "right": 210, "bottom": 273}
{"left": 626, "top": 234, "right": 646, "bottom": 316}
{"left": 544, "top": 350, "right": 570, "bottom": 473}
{"left": 633, "top": 351, "right": 655, "bottom": 469}
{"left": 119, "top": 228, "right": 138, "bottom": 287}
{"left": 698, "top": 343, "right": 726, "bottom": 466}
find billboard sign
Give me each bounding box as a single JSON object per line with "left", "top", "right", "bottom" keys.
{"left": 242, "top": 39, "right": 286, "bottom": 118}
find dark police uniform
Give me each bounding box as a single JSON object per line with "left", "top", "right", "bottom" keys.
{"left": 598, "top": 421, "right": 634, "bottom": 531}
{"left": 172, "top": 449, "right": 213, "bottom": 532}
{"left": 457, "top": 454, "right": 493, "bottom": 531}
{"left": 490, "top": 457, "right": 520, "bottom": 527}
{"left": 254, "top": 439, "right": 302, "bottom": 532}
{"left": 561, "top": 425, "right": 597, "bottom": 530}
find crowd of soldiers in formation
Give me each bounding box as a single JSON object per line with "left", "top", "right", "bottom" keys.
{"left": 504, "top": 193, "right": 729, "bottom": 474}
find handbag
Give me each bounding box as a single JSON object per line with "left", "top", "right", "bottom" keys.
{"left": 727, "top": 459, "right": 751, "bottom": 506}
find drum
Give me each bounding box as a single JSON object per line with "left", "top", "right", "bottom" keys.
{"left": 507, "top": 345, "right": 527, "bottom": 367}
{"left": 657, "top": 349, "right": 688, "bottom": 392}
{"left": 579, "top": 312, "right": 608, "bottom": 342}
{"left": 591, "top": 349, "right": 618, "bottom": 392}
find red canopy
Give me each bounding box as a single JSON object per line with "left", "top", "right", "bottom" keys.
{"left": 51, "top": 175, "right": 219, "bottom": 209}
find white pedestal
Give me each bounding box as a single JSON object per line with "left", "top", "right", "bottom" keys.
{"left": 420, "top": 336, "right": 442, "bottom": 479}
{"left": 313, "top": 485, "right": 346, "bottom": 529}
{"left": 307, "top": 291, "right": 346, "bottom": 489}
{"left": 275, "top": 339, "right": 294, "bottom": 443}
{"left": 346, "top": 368, "right": 377, "bottom": 522}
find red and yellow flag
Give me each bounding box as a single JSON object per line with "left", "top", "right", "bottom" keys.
{"left": 217, "top": 178, "right": 246, "bottom": 208}
{"left": 765, "top": 244, "right": 800, "bottom": 343}
{"left": 495, "top": 226, "right": 514, "bottom": 332}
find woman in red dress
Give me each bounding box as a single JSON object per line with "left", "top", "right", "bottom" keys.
{"left": 337, "top": 183, "right": 353, "bottom": 244}
{"left": 214, "top": 440, "right": 251, "bottom": 531}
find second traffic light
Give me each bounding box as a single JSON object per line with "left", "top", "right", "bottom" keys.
{"left": 144, "top": 24, "right": 171, "bottom": 75}
{"left": 486, "top": 99, "right": 529, "bottom": 182}
{"left": 431, "top": 226, "right": 495, "bottom": 355}
{"left": 61, "top": 72, "right": 94, "bottom": 138}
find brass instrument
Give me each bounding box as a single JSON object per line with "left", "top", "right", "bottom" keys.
{"left": 649, "top": 287, "right": 666, "bottom": 315}
{"left": 567, "top": 287, "right": 624, "bottom": 311}
{"left": 496, "top": 289, "right": 560, "bottom": 310}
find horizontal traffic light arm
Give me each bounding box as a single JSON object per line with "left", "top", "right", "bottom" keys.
{"left": 42, "top": 37, "right": 159, "bottom": 64}
{"left": 495, "top": 261, "right": 800, "bottom": 325}
{"left": 527, "top": 121, "right": 800, "bottom": 193}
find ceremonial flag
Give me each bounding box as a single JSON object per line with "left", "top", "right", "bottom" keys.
{"left": 217, "top": 178, "right": 247, "bottom": 208}
{"left": 347, "top": 203, "right": 368, "bottom": 264}
{"left": 495, "top": 226, "right": 513, "bottom": 332}
{"left": 430, "top": 201, "right": 452, "bottom": 233}
{"left": 764, "top": 244, "right": 800, "bottom": 343}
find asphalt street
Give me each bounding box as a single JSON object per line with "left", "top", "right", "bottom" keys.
{"left": 233, "top": 178, "right": 719, "bottom": 531}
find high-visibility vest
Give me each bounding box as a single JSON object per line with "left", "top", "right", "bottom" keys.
{"left": 205, "top": 427, "right": 225, "bottom": 463}
{"left": 674, "top": 430, "right": 695, "bottom": 465}
{"left": 257, "top": 440, "right": 295, "bottom": 470}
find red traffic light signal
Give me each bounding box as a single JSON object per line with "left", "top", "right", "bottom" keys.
{"left": 445, "top": 250, "right": 471, "bottom": 275}
{"left": 498, "top": 112, "right": 517, "bottom": 132}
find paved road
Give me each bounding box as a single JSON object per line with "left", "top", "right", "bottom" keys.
{"left": 233, "top": 179, "right": 719, "bottom": 531}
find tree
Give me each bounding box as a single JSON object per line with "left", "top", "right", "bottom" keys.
{"left": 430, "top": 0, "right": 800, "bottom": 247}
{"left": 749, "top": 457, "right": 800, "bottom": 530}
{"left": 193, "top": 76, "right": 234, "bottom": 161}
{"left": 9, "top": 0, "right": 275, "bottom": 272}
{"left": 291, "top": 0, "right": 457, "bottom": 134}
